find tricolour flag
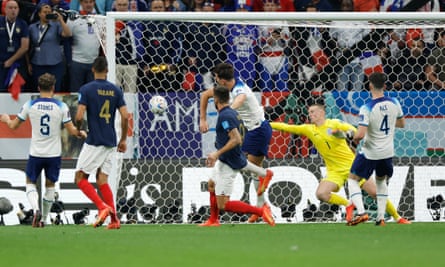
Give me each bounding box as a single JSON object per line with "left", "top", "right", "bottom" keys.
{"left": 4, "top": 62, "right": 25, "bottom": 101}
{"left": 307, "top": 32, "right": 329, "bottom": 72}
{"left": 360, "top": 51, "right": 383, "bottom": 76}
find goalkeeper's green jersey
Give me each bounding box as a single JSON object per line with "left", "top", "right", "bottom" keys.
{"left": 270, "top": 119, "right": 356, "bottom": 173}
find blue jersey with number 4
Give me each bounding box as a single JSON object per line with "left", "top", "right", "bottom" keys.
{"left": 78, "top": 79, "right": 126, "bottom": 147}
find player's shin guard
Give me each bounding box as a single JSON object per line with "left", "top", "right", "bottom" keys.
{"left": 348, "top": 178, "right": 365, "bottom": 214}
{"left": 224, "top": 200, "right": 262, "bottom": 216}
{"left": 42, "top": 187, "right": 55, "bottom": 223}
{"left": 26, "top": 184, "right": 40, "bottom": 212}
{"left": 99, "top": 183, "right": 116, "bottom": 216}
{"left": 208, "top": 191, "right": 219, "bottom": 221}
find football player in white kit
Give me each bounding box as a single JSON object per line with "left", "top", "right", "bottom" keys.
{"left": 200, "top": 63, "right": 274, "bottom": 224}
{"left": 0, "top": 73, "right": 86, "bottom": 227}
{"left": 346, "top": 72, "right": 405, "bottom": 226}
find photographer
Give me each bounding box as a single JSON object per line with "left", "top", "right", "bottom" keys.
{"left": 27, "top": 3, "right": 71, "bottom": 92}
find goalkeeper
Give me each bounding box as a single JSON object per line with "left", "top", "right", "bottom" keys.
{"left": 270, "top": 100, "right": 410, "bottom": 224}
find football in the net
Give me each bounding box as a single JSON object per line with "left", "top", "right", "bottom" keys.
{"left": 149, "top": 95, "right": 168, "bottom": 115}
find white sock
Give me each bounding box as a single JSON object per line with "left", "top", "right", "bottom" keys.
{"left": 42, "top": 187, "right": 55, "bottom": 223}
{"left": 26, "top": 184, "right": 39, "bottom": 212}
{"left": 242, "top": 161, "right": 267, "bottom": 177}
{"left": 348, "top": 178, "right": 365, "bottom": 214}
{"left": 254, "top": 176, "right": 265, "bottom": 207}
{"left": 375, "top": 178, "right": 388, "bottom": 221}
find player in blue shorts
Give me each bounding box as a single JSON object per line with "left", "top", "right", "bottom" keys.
{"left": 74, "top": 56, "right": 129, "bottom": 230}
{"left": 347, "top": 72, "right": 406, "bottom": 226}
{"left": 199, "top": 85, "right": 274, "bottom": 227}
{"left": 1, "top": 73, "right": 86, "bottom": 227}
{"left": 200, "top": 62, "right": 274, "bottom": 223}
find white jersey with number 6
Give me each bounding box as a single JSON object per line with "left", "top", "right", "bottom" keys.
{"left": 17, "top": 98, "right": 71, "bottom": 158}
{"left": 358, "top": 96, "right": 403, "bottom": 160}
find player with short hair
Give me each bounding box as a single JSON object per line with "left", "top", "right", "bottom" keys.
{"left": 74, "top": 56, "right": 129, "bottom": 230}
{"left": 271, "top": 99, "right": 410, "bottom": 224}
{"left": 347, "top": 72, "right": 406, "bottom": 226}
{"left": 200, "top": 62, "right": 273, "bottom": 224}
{"left": 200, "top": 85, "right": 275, "bottom": 227}
{"left": 0, "top": 73, "right": 86, "bottom": 227}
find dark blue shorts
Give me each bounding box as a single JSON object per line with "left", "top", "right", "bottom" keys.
{"left": 26, "top": 155, "right": 61, "bottom": 183}
{"left": 350, "top": 153, "right": 394, "bottom": 179}
{"left": 242, "top": 120, "right": 272, "bottom": 157}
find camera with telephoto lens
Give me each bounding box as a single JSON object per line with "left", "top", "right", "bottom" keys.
{"left": 46, "top": 8, "right": 79, "bottom": 21}
{"left": 45, "top": 13, "right": 58, "bottom": 20}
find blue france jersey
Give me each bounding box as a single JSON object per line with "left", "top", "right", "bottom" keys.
{"left": 215, "top": 106, "right": 247, "bottom": 170}
{"left": 78, "top": 79, "right": 126, "bottom": 147}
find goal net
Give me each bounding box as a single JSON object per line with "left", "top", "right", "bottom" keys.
{"left": 95, "top": 12, "right": 445, "bottom": 224}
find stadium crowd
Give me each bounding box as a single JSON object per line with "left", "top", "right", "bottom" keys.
{"left": 1, "top": 0, "right": 445, "bottom": 95}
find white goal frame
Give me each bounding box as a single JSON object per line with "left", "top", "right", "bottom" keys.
{"left": 103, "top": 11, "right": 445, "bottom": 84}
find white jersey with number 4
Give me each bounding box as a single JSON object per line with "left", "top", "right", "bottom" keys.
{"left": 231, "top": 78, "right": 265, "bottom": 131}
{"left": 18, "top": 98, "right": 71, "bottom": 158}
{"left": 358, "top": 96, "right": 403, "bottom": 160}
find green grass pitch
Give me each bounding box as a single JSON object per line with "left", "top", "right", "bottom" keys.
{"left": 1, "top": 222, "right": 444, "bottom": 267}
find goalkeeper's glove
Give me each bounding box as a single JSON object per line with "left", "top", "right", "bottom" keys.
{"left": 345, "top": 130, "right": 357, "bottom": 149}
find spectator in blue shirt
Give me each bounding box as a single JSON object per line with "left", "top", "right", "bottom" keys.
{"left": 28, "top": 3, "right": 72, "bottom": 92}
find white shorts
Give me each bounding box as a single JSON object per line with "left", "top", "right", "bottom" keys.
{"left": 212, "top": 160, "right": 239, "bottom": 196}
{"left": 76, "top": 144, "right": 115, "bottom": 175}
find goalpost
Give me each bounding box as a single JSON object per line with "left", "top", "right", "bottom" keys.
{"left": 93, "top": 12, "right": 445, "bottom": 224}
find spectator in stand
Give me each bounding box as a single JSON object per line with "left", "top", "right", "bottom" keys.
{"left": 202, "top": 0, "right": 216, "bottom": 11}
{"left": 112, "top": 0, "right": 149, "bottom": 11}
{"left": 114, "top": 0, "right": 146, "bottom": 93}
{"left": 27, "top": 3, "right": 72, "bottom": 92}
{"left": 66, "top": 0, "right": 102, "bottom": 92}
{"left": 0, "top": 0, "right": 29, "bottom": 92}
{"left": 295, "top": 0, "right": 335, "bottom": 12}
{"left": 222, "top": 1, "right": 260, "bottom": 89}
{"left": 425, "top": 30, "right": 445, "bottom": 90}
{"left": 257, "top": 0, "right": 290, "bottom": 92}
{"left": 31, "top": 0, "right": 72, "bottom": 91}
{"left": 1, "top": 0, "right": 36, "bottom": 24}
{"left": 182, "top": 3, "right": 226, "bottom": 91}
{"left": 70, "top": 0, "right": 113, "bottom": 14}
{"left": 278, "top": 0, "right": 295, "bottom": 11}
{"left": 380, "top": 0, "right": 440, "bottom": 54}
{"left": 165, "top": 0, "right": 187, "bottom": 11}
{"left": 388, "top": 37, "right": 427, "bottom": 90}
{"left": 30, "top": 0, "right": 70, "bottom": 23}
{"left": 189, "top": 0, "right": 207, "bottom": 11}
{"left": 329, "top": 0, "right": 370, "bottom": 91}
{"left": 353, "top": 0, "right": 378, "bottom": 11}
{"left": 140, "top": 0, "right": 184, "bottom": 92}
{"left": 0, "top": 0, "right": 29, "bottom": 93}
{"left": 213, "top": 0, "right": 262, "bottom": 11}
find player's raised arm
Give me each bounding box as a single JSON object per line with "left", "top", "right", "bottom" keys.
{"left": 270, "top": 121, "right": 306, "bottom": 136}
{"left": 0, "top": 114, "right": 22, "bottom": 130}
{"left": 199, "top": 88, "right": 214, "bottom": 133}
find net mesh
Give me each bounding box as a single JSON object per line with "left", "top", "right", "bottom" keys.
{"left": 92, "top": 13, "right": 445, "bottom": 224}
